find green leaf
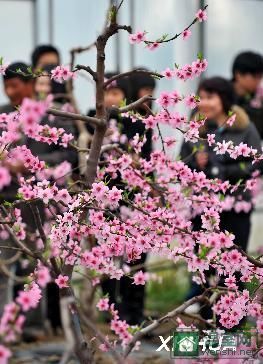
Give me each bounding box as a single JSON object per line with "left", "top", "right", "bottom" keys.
{"left": 3, "top": 201, "right": 13, "bottom": 207}
{"left": 199, "top": 245, "right": 210, "bottom": 259}
{"left": 27, "top": 66, "right": 33, "bottom": 74}
{"left": 239, "top": 162, "right": 246, "bottom": 171}
{"left": 197, "top": 52, "right": 203, "bottom": 60}
{"left": 0, "top": 57, "right": 3, "bottom": 66}
{"left": 119, "top": 98, "right": 127, "bottom": 108}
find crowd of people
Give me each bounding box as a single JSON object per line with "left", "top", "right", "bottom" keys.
{"left": 1, "top": 44, "right": 263, "bottom": 337}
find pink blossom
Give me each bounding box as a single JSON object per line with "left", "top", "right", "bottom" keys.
{"left": 226, "top": 113, "right": 236, "bottom": 127}
{"left": 133, "top": 270, "right": 148, "bottom": 285}
{"left": 182, "top": 29, "right": 191, "bottom": 40}
{"left": 55, "top": 274, "right": 69, "bottom": 288}
{"left": 0, "top": 167, "right": 11, "bottom": 190}
{"left": 96, "top": 298, "right": 110, "bottom": 311}
{"left": 184, "top": 93, "right": 199, "bottom": 109}
{"left": 35, "top": 265, "right": 51, "bottom": 288}
{"left": 0, "top": 345, "right": 11, "bottom": 364}
{"left": 146, "top": 42, "right": 160, "bottom": 51}
{"left": 129, "top": 31, "right": 146, "bottom": 44}
{"left": 51, "top": 65, "right": 75, "bottom": 83}
{"left": 0, "top": 63, "right": 9, "bottom": 76}
{"left": 196, "top": 9, "right": 208, "bottom": 22}
{"left": 16, "top": 283, "right": 42, "bottom": 312}
{"left": 161, "top": 67, "right": 174, "bottom": 79}
{"left": 207, "top": 133, "right": 215, "bottom": 146}
{"left": 156, "top": 92, "right": 172, "bottom": 107}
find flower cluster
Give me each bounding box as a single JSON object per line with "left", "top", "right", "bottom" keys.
{"left": 161, "top": 58, "right": 208, "bottom": 81}
{"left": 16, "top": 283, "right": 42, "bottom": 312}
{"left": 51, "top": 65, "right": 75, "bottom": 83}
{"left": 96, "top": 298, "right": 133, "bottom": 348}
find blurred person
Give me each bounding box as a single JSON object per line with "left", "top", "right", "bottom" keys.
{"left": 0, "top": 62, "right": 35, "bottom": 323}
{"left": 31, "top": 45, "right": 60, "bottom": 70}
{"left": 0, "top": 62, "right": 35, "bottom": 113}
{"left": 232, "top": 51, "right": 263, "bottom": 139}
{"left": 181, "top": 77, "right": 262, "bottom": 317}
{"left": 33, "top": 64, "right": 79, "bottom": 332}
{"left": 0, "top": 63, "right": 77, "bottom": 336}
{"left": 116, "top": 70, "right": 156, "bottom": 325}
{"left": 125, "top": 68, "right": 156, "bottom": 160}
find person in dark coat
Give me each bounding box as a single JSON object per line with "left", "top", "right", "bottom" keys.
{"left": 0, "top": 62, "right": 77, "bottom": 335}
{"left": 181, "top": 77, "right": 262, "bottom": 318}
{"left": 181, "top": 77, "right": 261, "bottom": 248}
{"left": 116, "top": 70, "right": 156, "bottom": 325}
{"left": 232, "top": 51, "right": 263, "bottom": 139}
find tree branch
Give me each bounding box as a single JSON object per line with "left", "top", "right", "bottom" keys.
{"left": 75, "top": 64, "right": 97, "bottom": 81}
{"left": 233, "top": 244, "right": 263, "bottom": 268}
{"left": 124, "top": 294, "right": 209, "bottom": 357}
{"left": 0, "top": 207, "right": 40, "bottom": 260}
{"left": 30, "top": 204, "right": 60, "bottom": 275}
{"left": 113, "top": 95, "right": 155, "bottom": 113}
{"left": 145, "top": 4, "right": 208, "bottom": 44}
{"left": 80, "top": 312, "right": 124, "bottom": 364}
{"left": 104, "top": 69, "right": 163, "bottom": 88}
{"left": 47, "top": 108, "right": 105, "bottom": 128}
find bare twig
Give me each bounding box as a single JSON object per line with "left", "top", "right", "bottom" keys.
{"left": 0, "top": 250, "right": 21, "bottom": 265}
{"left": 75, "top": 64, "right": 97, "bottom": 81}
{"left": 101, "top": 143, "right": 120, "bottom": 154}
{"left": 31, "top": 204, "right": 47, "bottom": 247}
{"left": 80, "top": 312, "right": 124, "bottom": 364}
{"left": 181, "top": 312, "right": 216, "bottom": 328}
{"left": 0, "top": 263, "right": 26, "bottom": 283}
{"left": 30, "top": 204, "right": 60, "bottom": 276}
{"left": 104, "top": 68, "right": 163, "bottom": 89}
{"left": 0, "top": 207, "right": 40, "bottom": 260}
{"left": 114, "top": 95, "right": 155, "bottom": 113}
{"left": 47, "top": 108, "right": 105, "bottom": 128}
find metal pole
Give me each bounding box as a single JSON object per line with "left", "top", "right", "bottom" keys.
{"left": 110, "top": 0, "right": 121, "bottom": 72}
{"left": 48, "top": 0, "right": 54, "bottom": 43}
{"left": 129, "top": 0, "right": 135, "bottom": 69}
{"left": 32, "top": 0, "right": 38, "bottom": 46}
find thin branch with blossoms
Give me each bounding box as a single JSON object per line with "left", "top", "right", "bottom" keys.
{"left": 124, "top": 293, "right": 210, "bottom": 357}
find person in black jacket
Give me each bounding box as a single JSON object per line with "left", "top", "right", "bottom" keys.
{"left": 115, "top": 70, "right": 156, "bottom": 325}
{"left": 181, "top": 77, "right": 262, "bottom": 317}
{"left": 232, "top": 51, "right": 263, "bottom": 139}
{"left": 182, "top": 76, "right": 261, "bottom": 250}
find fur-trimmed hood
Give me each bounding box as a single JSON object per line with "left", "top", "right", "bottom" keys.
{"left": 227, "top": 105, "right": 249, "bottom": 130}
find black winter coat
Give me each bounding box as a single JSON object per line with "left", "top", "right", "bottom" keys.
{"left": 181, "top": 106, "right": 262, "bottom": 199}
